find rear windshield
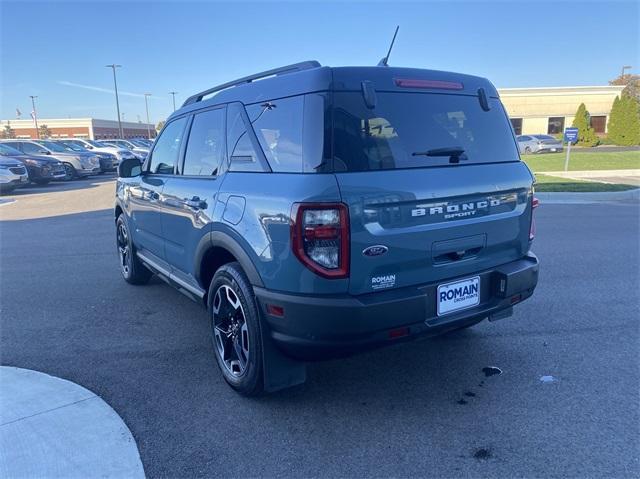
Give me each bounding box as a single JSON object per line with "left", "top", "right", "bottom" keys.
{"left": 332, "top": 92, "right": 519, "bottom": 171}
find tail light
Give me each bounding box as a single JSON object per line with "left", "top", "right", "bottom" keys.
{"left": 529, "top": 196, "right": 539, "bottom": 241}
{"left": 291, "top": 203, "right": 349, "bottom": 279}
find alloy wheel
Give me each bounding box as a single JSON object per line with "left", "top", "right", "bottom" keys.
{"left": 116, "top": 222, "right": 130, "bottom": 276}
{"left": 212, "top": 284, "right": 250, "bottom": 376}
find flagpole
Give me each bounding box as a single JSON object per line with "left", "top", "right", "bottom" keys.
{"left": 29, "top": 96, "right": 39, "bottom": 139}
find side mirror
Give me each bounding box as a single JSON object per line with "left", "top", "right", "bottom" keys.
{"left": 118, "top": 157, "right": 142, "bottom": 178}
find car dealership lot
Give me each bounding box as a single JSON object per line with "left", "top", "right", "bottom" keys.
{"left": 0, "top": 180, "right": 638, "bottom": 477}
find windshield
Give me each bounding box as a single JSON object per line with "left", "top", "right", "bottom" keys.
{"left": 332, "top": 92, "right": 519, "bottom": 171}
{"left": 129, "top": 139, "right": 149, "bottom": 148}
{"left": 87, "top": 140, "right": 103, "bottom": 148}
{"left": 59, "top": 141, "right": 87, "bottom": 151}
{"left": 533, "top": 135, "right": 556, "bottom": 140}
{"left": 0, "top": 143, "right": 23, "bottom": 156}
{"left": 36, "top": 141, "right": 68, "bottom": 153}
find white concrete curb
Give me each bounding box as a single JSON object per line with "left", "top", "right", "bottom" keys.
{"left": 537, "top": 188, "right": 640, "bottom": 204}
{"left": 0, "top": 367, "right": 145, "bottom": 478}
{"left": 538, "top": 169, "right": 640, "bottom": 178}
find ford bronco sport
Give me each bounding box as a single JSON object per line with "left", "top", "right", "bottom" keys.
{"left": 115, "top": 61, "right": 539, "bottom": 395}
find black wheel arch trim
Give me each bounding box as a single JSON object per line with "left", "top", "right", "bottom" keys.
{"left": 195, "top": 229, "right": 265, "bottom": 289}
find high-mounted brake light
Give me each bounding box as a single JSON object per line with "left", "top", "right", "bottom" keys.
{"left": 291, "top": 203, "right": 349, "bottom": 279}
{"left": 529, "top": 196, "right": 539, "bottom": 241}
{"left": 394, "top": 78, "right": 464, "bottom": 90}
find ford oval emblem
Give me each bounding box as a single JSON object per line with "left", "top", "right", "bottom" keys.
{"left": 362, "top": 245, "right": 388, "bottom": 257}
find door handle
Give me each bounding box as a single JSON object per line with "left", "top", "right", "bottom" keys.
{"left": 184, "top": 196, "right": 207, "bottom": 209}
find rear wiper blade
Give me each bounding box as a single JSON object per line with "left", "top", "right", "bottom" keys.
{"left": 412, "top": 147, "right": 465, "bottom": 157}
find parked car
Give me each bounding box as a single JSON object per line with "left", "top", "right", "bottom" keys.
{"left": 0, "top": 142, "right": 66, "bottom": 184}
{"left": 115, "top": 61, "right": 539, "bottom": 396}
{"left": 516, "top": 134, "right": 563, "bottom": 154}
{"left": 51, "top": 139, "right": 118, "bottom": 173}
{"left": 128, "top": 138, "right": 154, "bottom": 149}
{"left": 1, "top": 140, "right": 100, "bottom": 179}
{"left": 60, "top": 138, "right": 138, "bottom": 163}
{"left": 99, "top": 140, "right": 148, "bottom": 160}
{"left": 0, "top": 157, "right": 29, "bottom": 194}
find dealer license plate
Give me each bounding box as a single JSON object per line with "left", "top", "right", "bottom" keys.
{"left": 437, "top": 276, "right": 480, "bottom": 316}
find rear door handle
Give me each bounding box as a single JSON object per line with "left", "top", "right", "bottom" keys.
{"left": 184, "top": 196, "right": 207, "bottom": 209}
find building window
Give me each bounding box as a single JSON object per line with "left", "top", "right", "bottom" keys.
{"left": 510, "top": 118, "right": 523, "bottom": 135}
{"left": 590, "top": 115, "right": 606, "bottom": 134}
{"left": 547, "top": 117, "right": 565, "bottom": 135}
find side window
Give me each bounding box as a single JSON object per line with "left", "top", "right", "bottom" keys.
{"left": 246, "top": 96, "right": 304, "bottom": 173}
{"left": 183, "top": 108, "right": 225, "bottom": 176}
{"left": 3, "top": 141, "right": 21, "bottom": 151}
{"left": 22, "top": 142, "right": 45, "bottom": 155}
{"left": 148, "top": 117, "right": 187, "bottom": 174}
{"left": 226, "top": 103, "right": 262, "bottom": 172}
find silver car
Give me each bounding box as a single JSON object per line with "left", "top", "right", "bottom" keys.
{"left": 0, "top": 157, "right": 29, "bottom": 194}
{"left": 516, "top": 134, "right": 564, "bottom": 154}
{"left": 2, "top": 140, "right": 101, "bottom": 179}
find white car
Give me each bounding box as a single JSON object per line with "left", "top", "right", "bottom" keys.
{"left": 59, "top": 139, "right": 137, "bottom": 163}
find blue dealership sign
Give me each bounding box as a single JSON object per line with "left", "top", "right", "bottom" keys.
{"left": 564, "top": 127, "right": 579, "bottom": 143}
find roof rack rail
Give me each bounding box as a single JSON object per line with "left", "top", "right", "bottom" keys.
{"left": 182, "top": 60, "right": 322, "bottom": 107}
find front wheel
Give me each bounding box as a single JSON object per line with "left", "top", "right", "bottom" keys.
{"left": 208, "top": 262, "right": 264, "bottom": 396}
{"left": 116, "top": 214, "right": 152, "bottom": 285}
{"left": 63, "top": 163, "right": 77, "bottom": 181}
{"left": 524, "top": 147, "right": 532, "bottom": 155}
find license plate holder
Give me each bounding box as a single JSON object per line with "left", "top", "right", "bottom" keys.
{"left": 437, "top": 276, "right": 480, "bottom": 316}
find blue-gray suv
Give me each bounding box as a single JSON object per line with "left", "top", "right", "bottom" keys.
{"left": 115, "top": 61, "right": 539, "bottom": 395}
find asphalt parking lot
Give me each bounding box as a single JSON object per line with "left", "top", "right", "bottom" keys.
{"left": 1, "top": 177, "right": 639, "bottom": 478}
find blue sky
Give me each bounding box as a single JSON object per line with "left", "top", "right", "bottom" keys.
{"left": 1, "top": 0, "right": 638, "bottom": 125}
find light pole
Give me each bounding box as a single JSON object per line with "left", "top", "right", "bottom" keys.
{"left": 29, "top": 95, "right": 39, "bottom": 139}
{"left": 169, "top": 91, "right": 178, "bottom": 111}
{"left": 105, "top": 64, "right": 123, "bottom": 138}
{"left": 144, "top": 93, "right": 152, "bottom": 139}
{"left": 621, "top": 65, "right": 632, "bottom": 77}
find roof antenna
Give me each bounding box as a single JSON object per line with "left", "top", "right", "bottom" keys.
{"left": 378, "top": 26, "right": 399, "bottom": 67}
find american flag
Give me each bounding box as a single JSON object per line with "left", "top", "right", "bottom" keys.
{"left": 15, "top": 108, "right": 21, "bottom": 118}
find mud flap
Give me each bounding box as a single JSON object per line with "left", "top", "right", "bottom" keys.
{"left": 261, "top": 323, "right": 307, "bottom": 393}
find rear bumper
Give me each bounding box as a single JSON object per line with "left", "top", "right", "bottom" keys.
{"left": 255, "top": 253, "right": 539, "bottom": 360}
{"left": 537, "top": 145, "right": 563, "bottom": 153}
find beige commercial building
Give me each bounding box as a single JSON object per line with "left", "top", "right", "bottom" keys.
{"left": 498, "top": 85, "right": 625, "bottom": 136}
{"left": 0, "top": 118, "right": 155, "bottom": 140}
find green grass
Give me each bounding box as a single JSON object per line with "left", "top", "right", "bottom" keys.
{"left": 523, "top": 150, "right": 640, "bottom": 172}
{"left": 534, "top": 174, "right": 638, "bottom": 192}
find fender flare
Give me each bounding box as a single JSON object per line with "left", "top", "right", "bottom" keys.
{"left": 194, "top": 230, "right": 265, "bottom": 288}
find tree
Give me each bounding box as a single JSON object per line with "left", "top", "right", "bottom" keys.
{"left": 38, "top": 124, "right": 51, "bottom": 139}
{"left": 609, "top": 73, "right": 640, "bottom": 100}
{"left": 156, "top": 120, "right": 165, "bottom": 132}
{"left": 2, "top": 123, "right": 16, "bottom": 139}
{"left": 571, "top": 103, "right": 599, "bottom": 147}
{"left": 607, "top": 95, "right": 640, "bottom": 146}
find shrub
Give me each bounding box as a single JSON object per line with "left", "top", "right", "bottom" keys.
{"left": 571, "top": 103, "right": 599, "bottom": 147}
{"left": 607, "top": 95, "right": 640, "bottom": 146}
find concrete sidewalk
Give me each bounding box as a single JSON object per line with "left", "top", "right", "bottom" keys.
{"left": 538, "top": 169, "right": 640, "bottom": 186}
{"left": 0, "top": 367, "right": 144, "bottom": 478}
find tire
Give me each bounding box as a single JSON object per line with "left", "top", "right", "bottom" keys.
{"left": 116, "top": 214, "right": 152, "bottom": 285}
{"left": 33, "top": 179, "right": 51, "bottom": 185}
{"left": 63, "top": 163, "right": 77, "bottom": 181}
{"left": 524, "top": 147, "right": 532, "bottom": 155}
{"left": 208, "top": 262, "right": 264, "bottom": 396}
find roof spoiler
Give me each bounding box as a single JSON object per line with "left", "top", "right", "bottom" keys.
{"left": 182, "top": 60, "right": 322, "bottom": 107}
